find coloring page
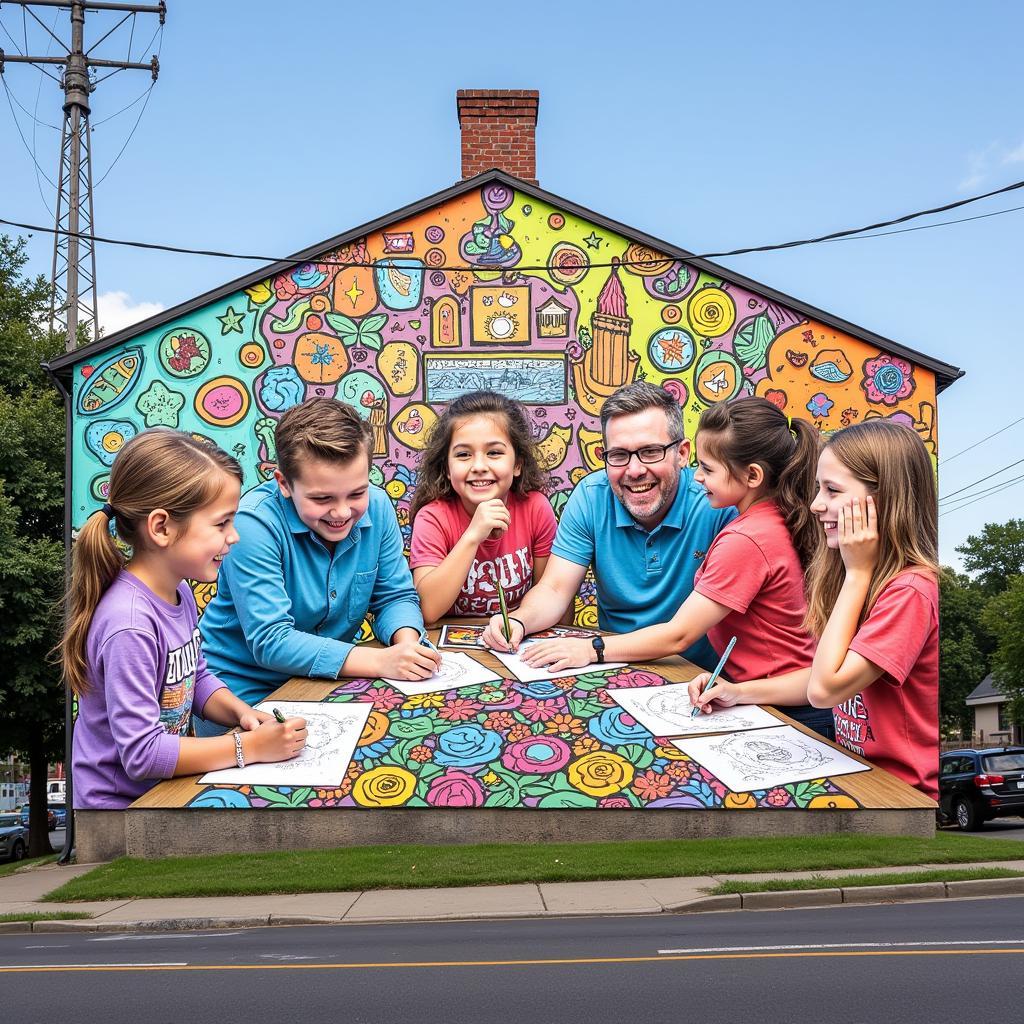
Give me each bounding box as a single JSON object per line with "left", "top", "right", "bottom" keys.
{"left": 383, "top": 651, "right": 502, "bottom": 695}
{"left": 199, "top": 701, "right": 372, "bottom": 787}
{"left": 492, "top": 638, "right": 626, "bottom": 683}
{"left": 607, "top": 683, "right": 780, "bottom": 738}
{"left": 672, "top": 724, "right": 869, "bottom": 792}
{"left": 439, "top": 624, "right": 487, "bottom": 649}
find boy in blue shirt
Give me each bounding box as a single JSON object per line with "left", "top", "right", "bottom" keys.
{"left": 200, "top": 398, "right": 440, "bottom": 712}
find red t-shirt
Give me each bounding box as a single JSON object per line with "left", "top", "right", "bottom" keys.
{"left": 692, "top": 500, "right": 815, "bottom": 682}
{"left": 833, "top": 569, "right": 939, "bottom": 799}
{"left": 409, "top": 491, "right": 557, "bottom": 617}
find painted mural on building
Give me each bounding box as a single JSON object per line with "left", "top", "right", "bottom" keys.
{"left": 69, "top": 181, "right": 938, "bottom": 623}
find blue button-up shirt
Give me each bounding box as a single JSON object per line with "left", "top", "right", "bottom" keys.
{"left": 201, "top": 481, "right": 423, "bottom": 705}
{"left": 551, "top": 468, "right": 736, "bottom": 670}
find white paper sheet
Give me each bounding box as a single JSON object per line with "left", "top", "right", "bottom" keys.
{"left": 382, "top": 651, "right": 502, "bottom": 695}
{"left": 607, "top": 683, "right": 780, "bottom": 738}
{"left": 492, "top": 638, "right": 627, "bottom": 683}
{"left": 199, "top": 700, "right": 372, "bottom": 787}
{"left": 671, "top": 724, "right": 869, "bottom": 792}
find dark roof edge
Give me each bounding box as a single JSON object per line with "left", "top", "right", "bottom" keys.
{"left": 47, "top": 169, "right": 965, "bottom": 392}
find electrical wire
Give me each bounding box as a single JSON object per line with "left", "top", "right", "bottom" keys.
{"left": 939, "top": 474, "right": 1024, "bottom": 517}
{"left": 2, "top": 77, "right": 58, "bottom": 192}
{"left": 939, "top": 415, "right": 1024, "bottom": 466}
{"left": 939, "top": 457, "right": 1024, "bottom": 503}
{"left": 2, "top": 176, "right": 1024, "bottom": 271}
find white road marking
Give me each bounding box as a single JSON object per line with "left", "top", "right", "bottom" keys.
{"left": 3, "top": 962, "right": 188, "bottom": 969}
{"left": 89, "top": 931, "right": 242, "bottom": 942}
{"left": 658, "top": 939, "right": 1024, "bottom": 954}
{"left": 259, "top": 954, "right": 320, "bottom": 961}
{"left": 23, "top": 944, "right": 70, "bottom": 949}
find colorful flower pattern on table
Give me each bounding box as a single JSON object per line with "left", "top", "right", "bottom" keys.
{"left": 185, "top": 668, "right": 859, "bottom": 811}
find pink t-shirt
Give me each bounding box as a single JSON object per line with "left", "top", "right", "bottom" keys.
{"left": 409, "top": 491, "right": 557, "bottom": 617}
{"left": 833, "top": 569, "right": 939, "bottom": 799}
{"left": 692, "top": 500, "right": 815, "bottom": 681}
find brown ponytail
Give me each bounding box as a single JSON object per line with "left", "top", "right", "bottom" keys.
{"left": 57, "top": 430, "right": 242, "bottom": 697}
{"left": 696, "top": 397, "right": 823, "bottom": 568}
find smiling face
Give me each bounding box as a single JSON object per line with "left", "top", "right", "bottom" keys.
{"left": 276, "top": 453, "right": 371, "bottom": 548}
{"left": 447, "top": 414, "right": 521, "bottom": 516}
{"left": 168, "top": 473, "right": 241, "bottom": 583}
{"left": 811, "top": 445, "right": 872, "bottom": 548}
{"left": 604, "top": 408, "right": 689, "bottom": 529}
{"left": 694, "top": 433, "right": 755, "bottom": 512}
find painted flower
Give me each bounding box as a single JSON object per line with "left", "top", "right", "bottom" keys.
{"left": 438, "top": 697, "right": 484, "bottom": 722}
{"left": 358, "top": 711, "right": 391, "bottom": 748}
{"left": 519, "top": 698, "right": 565, "bottom": 723}
{"left": 588, "top": 707, "right": 651, "bottom": 747}
{"left": 403, "top": 692, "right": 444, "bottom": 710}
{"left": 598, "top": 796, "right": 632, "bottom": 808}
{"left": 567, "top": 751, "right": 635, "bottom": 797}
{"left": 664, "top": 760, "right": 695, "bottom": 782}
{"left": 765, "top": 787, "right": 792, "bottom": 807}
{"left": 604, "top": 669, "right": 665, "bottom": 689}
{"left": 543, "top": 713, "right": 586, "bottom": 737}
{"left": 514, "top": 680, "right": 565, "bottom": 700}
{"left": 631, "top": 769, "right": 676, "bottom": 801}
{"left": 508, "top": 723, "right": 533, "bottom": 743}
{"left": 335, "top": 677, "right": 373, "bottom": 695}
{"left": 426, "top": 770, "right": 486, "bottom": 808}
{"left": 409, "top": 745, "right": 433, "bottom": 763}
{"left": 573, "top": 736, "right": 601, "bottom": 756}
{"left": 484, "top": 711, "right": 516, "bottom": 732}
{"left": 502, "top": 736, "right": 572, "bottom": 775}
{"left": 351, "top": 766, "right": 416, "bottom": 807}
{"left": 806, "top": 392, "right": 834, "bottom": 419}
{"left": 861, "top": 354, "right": 915, "bottom": 406}
{"left": 433, "top": 723, "right": 503, "bottom": 767}
{"left": 273, "top": 262, "right": 330, "bottom": 300}
{"left": 724, "top": 792, "right": 757, "bottom": 809}
{"left": 361, "top": 687, "right": 404, "bottom": 711}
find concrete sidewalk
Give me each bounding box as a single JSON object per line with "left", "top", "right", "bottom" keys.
{"left": 2, "top": 859, "right": 1024, "bottom": 933}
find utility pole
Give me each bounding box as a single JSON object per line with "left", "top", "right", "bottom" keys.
{"left": 0, "top": 0, "right": 164, "bottom": 351}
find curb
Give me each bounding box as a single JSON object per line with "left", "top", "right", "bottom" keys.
{"left": 4, "top": 877, "right": 1024, "bottom": 934}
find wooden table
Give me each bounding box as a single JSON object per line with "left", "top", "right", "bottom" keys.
{"left": 75, "top": 625, "right": 936, "bottom": 862}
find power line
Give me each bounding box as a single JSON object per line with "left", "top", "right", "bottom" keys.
{"left": 2, "top": 177, "right": 1024, "bottom": 272}
{"left": 939, "top": 457, "right": 1024, "bottom": 504}
{"left": 939, "top": 415, "right": 1024, "bottom": 466}
{"left": 939, "top": 474, "right": 1024, "bottom": 518}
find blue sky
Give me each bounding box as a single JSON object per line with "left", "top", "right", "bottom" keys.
{"left": 2, "top": 0, "right": 1022, "bottom": 567}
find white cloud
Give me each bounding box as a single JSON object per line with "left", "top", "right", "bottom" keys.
{"left": 97, "top": 290, "right": 165, "bottom": 336}
{"left": 959, "top": 140, "right": 1024, "bottom": 191}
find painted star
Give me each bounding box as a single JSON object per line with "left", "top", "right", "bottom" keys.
{"left": 343, "top": 275, "right": 365, "bottom": 308}
{"left": 217, "top": 305, "right": 245, "bottom": 335}
{"left": 583, "top": 231, "right": 603, "bottom": 249}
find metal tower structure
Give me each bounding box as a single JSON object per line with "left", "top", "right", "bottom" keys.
{"left": 0, "top": 0, "right": 164, "bottom": 351}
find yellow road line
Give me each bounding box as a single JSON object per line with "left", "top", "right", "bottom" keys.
{"left": 2, "top": 948, "right": 1024, "bottom": 973}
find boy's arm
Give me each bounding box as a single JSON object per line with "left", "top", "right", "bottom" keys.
{"left": 221, "top": 513, "right": 355, "bottom": 679}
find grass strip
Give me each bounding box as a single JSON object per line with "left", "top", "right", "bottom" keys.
{"left": 0, "top": 912, "right": 92, "bottom": 923}
{"left": 45, "top": 832, "right": 1024, "bottom": 902}
{"left": 710, "top": 867, "right": 1024, "bottom": 895}
{"left": 0, "top": 854, "right": 59, "bottom": 880}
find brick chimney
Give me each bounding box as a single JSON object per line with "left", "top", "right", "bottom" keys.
{"left": 456, "top": 89, "right": 539, "bottom": 184}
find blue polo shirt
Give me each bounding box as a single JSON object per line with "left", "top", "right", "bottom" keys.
{"left": 551, "top": 468, "right": 736, "bottom": 670}
{"left": 200, "top": 481, "right": 423, "bottom": 705}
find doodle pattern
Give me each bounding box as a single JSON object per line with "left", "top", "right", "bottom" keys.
{"left": 66, "top": 179, "right": 940, "bottom": 624}
{"left": 184, "top": 667, "right": 859, "bottom": 810}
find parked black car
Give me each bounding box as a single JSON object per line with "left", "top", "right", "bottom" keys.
{"left": 939, "top": 747, "right": 1024, "bottom": 830}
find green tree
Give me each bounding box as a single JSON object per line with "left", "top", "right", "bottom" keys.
{"left": 980, "top": 576, "right": 1024, "bottom": 730}
{"left": 0, "top": 235, "right": 65, "bottom": 856}
{"left": 939, "top": 567, "right": 990, "bottom": 737}
{"left": 957, "top": 520, "right": 1024, "bottom": 598}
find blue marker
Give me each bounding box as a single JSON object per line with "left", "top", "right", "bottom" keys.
{"left": 418, "top": 630, "right": 438, "bottom": 654}
{"left": 691, "top": 636, "right": 737, "bottom": 717}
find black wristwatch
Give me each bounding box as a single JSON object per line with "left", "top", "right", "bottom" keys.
{"left": 592, "top": 635, "right": 606, "bottom": 664}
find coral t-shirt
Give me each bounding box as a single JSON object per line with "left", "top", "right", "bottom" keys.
{"left": 692, "top": 500, "right": 815, "bottom": 682}
{"left": 410, "top": 491, "right": 557, "bottom": 617}
{"left": 833, "top": 569, "right": 939, "bottom": 799}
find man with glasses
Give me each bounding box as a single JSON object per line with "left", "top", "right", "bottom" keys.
{"left": 483, "top": 381, "right": 735, "bottom": 668}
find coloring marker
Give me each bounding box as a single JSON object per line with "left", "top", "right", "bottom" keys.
{"left": 418, "top": 630, "right": 438, "bottom": 653}
{"left": 497, "top": 581, "right": 512, "bottom": 644}
{"left": 691, "top": 636, "right": 737, "bottom": 718}
{"left": 272, "top": 707, "right": 286, "bottom": 724}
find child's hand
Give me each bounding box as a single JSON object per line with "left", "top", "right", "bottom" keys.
{"left": 520, "top": 637, "right": 594, "bottom": 672}
{"left": 237, "top": 708, "right": 273, "bottom": 732}
{"left": 687, "top": 672, "right": 740, "bottom": 712}
{"left": 466, "top": 498, "right": 511, "bottom": 544}
{"left": 837, "top": 495, "right": 879, "bottom": 577}
{"left": 379, "top": 640, "right": 442, "bottom": 680}
{"left": 247, "top": 717, "right": 307, "bottom": 764}
{"left": 482, "top": 614, "right": 524, "bottom": 652}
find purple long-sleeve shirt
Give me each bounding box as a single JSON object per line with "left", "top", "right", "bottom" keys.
{"left": 73, "top": 570, "right": 226, "bottom": 809}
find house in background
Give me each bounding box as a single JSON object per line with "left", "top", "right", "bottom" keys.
{"left": 45, "top": 89, "right": 963, "bottom": 623}
{"left": 966, "top": 675, "right": 1022, "bottom": 745}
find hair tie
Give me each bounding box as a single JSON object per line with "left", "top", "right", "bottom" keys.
{"left": 100, "top": 503, "right": 116, "bottom": 520}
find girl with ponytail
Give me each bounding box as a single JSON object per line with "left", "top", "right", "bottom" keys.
{"left": 523, "top": 396, "right": 833, "bottom": 738}
{"left": 59, "top": 430, "right": 306, "bottom": 809}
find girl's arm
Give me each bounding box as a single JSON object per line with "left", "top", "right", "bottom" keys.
{"left": 173, "top": 718, "right": 307, "bottom": 776}
{"left": 689, "top": 667, "right": 811, "bottom": 713}
{"left": 807, "top": 496, "right": 885, "bottom": 708}
{"left": 413, "top": 499, "right": 510, "bottom": 625}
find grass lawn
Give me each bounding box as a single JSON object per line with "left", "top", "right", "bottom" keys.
{"left": 46, "top": 832, "right": 1024, "bottom": 902}
{"left": 710, "top": 867, "right": 1024, "bottom": 895}
{"left": 0, "top": 854, "right": 58, "bottom": 880}
{"left": 0, "top": 912, "right": 91, "bottom": 923}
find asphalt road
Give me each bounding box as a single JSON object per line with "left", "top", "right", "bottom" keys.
{"left": 3, "top": 896, "right": 1023, "bottom": 1023}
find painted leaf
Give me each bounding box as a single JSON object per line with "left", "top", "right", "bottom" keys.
{"left": 538, "top": 790, "right": 598, "bottom": 809}
{"left": 324, "top": 312, "right": 359, "bottom": 339}
{"left": 734, "top": 314, "right": 775, "bottom": 372}
{"left": 271, "top": 299, "right": 312, "bottom": 334}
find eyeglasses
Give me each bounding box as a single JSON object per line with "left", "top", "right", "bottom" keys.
{"left": 603, "top": 437, "right": 685, "bottom": 467}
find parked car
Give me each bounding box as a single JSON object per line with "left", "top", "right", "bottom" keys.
{"left": 19, "top": 805, "right": 57, "bottom": 831}
{"left": 939, "top": 747, "right": 1024, "bottom": 830}
{"left": 0, "top": 813, "right": 28, "bottom": 862}
{"left": 48, "top": 804, "right": 66, "bottom": 830}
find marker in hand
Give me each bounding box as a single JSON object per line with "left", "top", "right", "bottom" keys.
{"left": 497, "top": 581, "right": 512, "bottom": 644}
{"left": 272, "top": 707, "right": 286, "bottom": 724}
{"left": 691, "top": 636, "right": 737, "bottom": 717}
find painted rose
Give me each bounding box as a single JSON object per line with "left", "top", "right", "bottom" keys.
{"left": 432, "top": 723, "right": 504, "bottom": 767}
{"left": 598, "top": 796, "right": 632, "bottom": 808}
{"left": 567, "top": 751, "right": 635, "bottom": 797}
{"left": 514, "top": 680, "right": 565, "bottom": 700}
{"left": 587, "top": 707, "right": 651, "bottom": 747}
{"left": 501, "top": 736, "right": 572, "bottom": 775}
{"left": 351, "top": 766, "right": 416, "bottom": 807}
{"left": 604, "top": 669, "right": 664, "bottom": 689}
{"left": 861, "top": 354, "right": 915, "bottom": 406}
{"left": 426, "top": 771, "right": 486, "bottom": 808}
